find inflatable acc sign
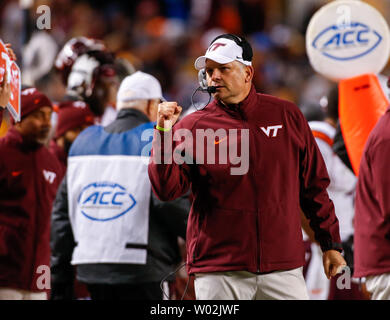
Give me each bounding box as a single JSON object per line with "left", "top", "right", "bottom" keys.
{"left": 78, "top": 182, "right": 136, "bottom": 221}
{"left": 306, "top": 0, "right": 390, "bottom": 81}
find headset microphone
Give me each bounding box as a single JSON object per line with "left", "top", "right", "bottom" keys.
{"left": 198, "top": 69, "right": 218, "bottom": 93}
{"left": 190, "top": 69, "right": 216, "bottom": 110}
{"left": 206, "top": 86, "right": 217, "bottom": 94}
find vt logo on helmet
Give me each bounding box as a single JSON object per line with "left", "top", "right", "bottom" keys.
{"left": 78, "top": 182, "right": 136, "bottom": 222}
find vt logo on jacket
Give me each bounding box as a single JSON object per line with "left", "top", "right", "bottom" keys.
{"left": 260, "top": 125, "right": 283, "bottom": 137}
{"left": 78, "top": 182, "right": 137, "bottom": 221}
{"left": 43, "top": 170, "right": 56, "bottom": 183}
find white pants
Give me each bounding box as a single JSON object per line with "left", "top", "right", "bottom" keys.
{"left": 365, "top": 273, "right": 390, "bottom": 300}
{"left": 194, "top": 267, "right": 309, "bottom": 300}
{"left": 0, "top": 287, "right": 47, "bottom": 300}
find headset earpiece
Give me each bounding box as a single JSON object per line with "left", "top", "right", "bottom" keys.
{"left": 192, "top": 69, "right": 215, "bottom": 110}
{"left": 198, "top": 69, "right": 208, "bottom": 90}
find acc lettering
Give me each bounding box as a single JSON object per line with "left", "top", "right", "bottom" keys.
{"left": 357, "top": 30, "right": 369, "bottom": 43}
{"left": 99, "top": 191, "right": 111, "bottom": 205}
{"left": 83, "top": 192, "right": 98, "bottom": 204}
{"left": 78, "top": 182, "right": 136, "bottom": 221}
{"left": 261, "top": 125, "right": 283, "bottom": 137}
{"left": 342, "top": 31, "right": 354, "bottom": 45}
{"left": 112, "top": 192, "right": 126, "bottom": 205}
{"left": 324, "top": 29, "right": 369, "bottom": 48}
{"left": 43, "top": 170, "right": 56, "bottom": 184}
{"left": 83, "top": 191, "right": 126, "bottom": 206}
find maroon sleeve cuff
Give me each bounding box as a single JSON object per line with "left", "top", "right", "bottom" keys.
{"left": 151, "top": 127, "right": 173, "bottom": 164}
{"left": 320, "top": 240, "right": 343, "bottom": 253}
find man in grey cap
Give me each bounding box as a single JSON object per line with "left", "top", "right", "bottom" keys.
{"left": 50, "top": 71, "right": 190, "bottom": 300}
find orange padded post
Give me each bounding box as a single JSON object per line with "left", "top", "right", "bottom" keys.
{"left": 339, "top": 73, "right": 389, "bottom": 176}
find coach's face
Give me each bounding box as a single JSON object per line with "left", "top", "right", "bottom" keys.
{"left": 205, "top": 59, "right": 253, "bottom": 105}
{"left": 16, "top": 106, "right": 52, "bottom": 145}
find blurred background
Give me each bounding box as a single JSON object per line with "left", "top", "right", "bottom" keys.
{"left": 1, "top": 0, "right": 390, "bottom": 131}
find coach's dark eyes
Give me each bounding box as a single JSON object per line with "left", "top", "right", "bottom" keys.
{"left": 206, "top": 69, "right": 213, "bottom": 75}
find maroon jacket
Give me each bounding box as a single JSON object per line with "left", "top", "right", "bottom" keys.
{"left": 0, "top": 127, "right": 64, "bottom": 291}
{"left": 354, "top": 107, "right": 390, "bottom": 278}
{"left": 148, "top": 86, "right": 342, "bottom": 275}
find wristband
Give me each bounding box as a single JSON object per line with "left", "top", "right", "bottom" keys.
{"left": 156, "top": 125, "right": 171, "bottom": 132}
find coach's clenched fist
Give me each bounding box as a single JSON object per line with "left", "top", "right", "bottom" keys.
{"left": 157, "top": 102, "right": 182, "bottom": 130}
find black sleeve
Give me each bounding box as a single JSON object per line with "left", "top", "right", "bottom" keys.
{"left": 150, "top": 190, "right": 191, "bottom": 240}
{"left": 332, "top": 121, "right": 355, "bottom": 174}
{"left": 50, "top": 173, "right": 76, "bottom": 300}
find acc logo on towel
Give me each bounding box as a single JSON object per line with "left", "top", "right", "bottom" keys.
{"left": 78, "top": 182, "right": 136, "bottom": 221}
{"left": 311, "top": 22, "right": 382, "bottom": 61}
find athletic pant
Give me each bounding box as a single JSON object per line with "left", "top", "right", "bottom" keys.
{"left": 194, "top": 267, "right": 309, "bottom": 300}
{"left": 365, "top": 273, "right": 390, "bottom": 300}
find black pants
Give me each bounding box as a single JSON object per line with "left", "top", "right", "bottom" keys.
{"left": 87, "top": 282, "right": 164, "bottom": 300}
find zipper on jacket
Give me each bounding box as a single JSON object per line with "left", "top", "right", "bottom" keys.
{"left": 251, "top": 128, "right": 261, "bottom": 273}
{"left": 192, "top": 212, "right": 206, "bottom": 263}
{"left": 30, "top": 151, "right": 40, "bottom": 290}
{"left": 242, "top": 118, "right": 261, "bottom": 273}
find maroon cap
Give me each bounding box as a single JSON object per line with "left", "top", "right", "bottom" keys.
{"left": 55, "top": 101, "right": 95, "bottom": 139}
{"left": 20, "top": 88, "right": 53, "bottom": 119}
